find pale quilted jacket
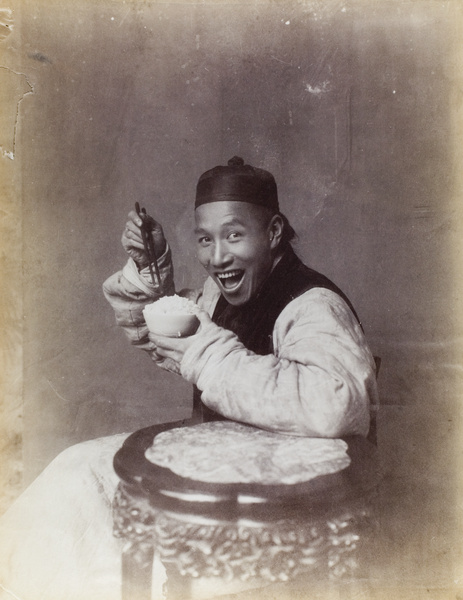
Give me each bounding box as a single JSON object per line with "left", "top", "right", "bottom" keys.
{"left": 103, "top": 247, "right": 378, "bottom": 438}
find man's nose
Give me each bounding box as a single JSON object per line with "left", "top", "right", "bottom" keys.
{"left": 210, "top": 242, "right": 232, "bottom": 267}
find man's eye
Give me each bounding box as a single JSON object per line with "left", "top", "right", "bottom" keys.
{"left": 198, "top": 237, "right": 211, "bottom": 246}
{"left": 227, "top": 232, "right": 242, "bottom": 241}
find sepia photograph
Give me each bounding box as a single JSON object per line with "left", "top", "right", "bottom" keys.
{"left": 0, "top": 0, "right": 462, "bottom": 598}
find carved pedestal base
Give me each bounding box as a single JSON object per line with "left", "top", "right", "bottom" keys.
{"left": 113, "top": 483, "right": 372, "bottom": 600}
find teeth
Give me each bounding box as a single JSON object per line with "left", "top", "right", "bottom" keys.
{"left": 217, "top": 271, "right": 242, "bottom": 280}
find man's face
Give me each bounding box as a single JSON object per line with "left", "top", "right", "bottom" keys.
{"left": 194, "top": 201, "right": 276, "bottom": 306}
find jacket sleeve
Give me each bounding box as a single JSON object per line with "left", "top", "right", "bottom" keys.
{"left": 102, "top": 247, "right": 176, "bottom": 351}
{"left": 180, "top": 288, "right": 378, "bottom": 438}
{"left": 102, "top": 247, "right": 209, "bottom": 358}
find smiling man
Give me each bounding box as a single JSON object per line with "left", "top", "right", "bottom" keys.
{"left": 0, "top": 157, "right": 379, "bottom": 600}
{"left": 104, "top": 157, "right": 378, "bottom": 437}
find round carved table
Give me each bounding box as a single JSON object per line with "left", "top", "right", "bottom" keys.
{"left": 113, "top": 421, "right": 381, "bottom": 600}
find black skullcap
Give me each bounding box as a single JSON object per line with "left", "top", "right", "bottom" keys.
{"left": 195, "top": 156, "right": 279, "bottom": 212}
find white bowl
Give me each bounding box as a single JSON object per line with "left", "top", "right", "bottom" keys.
{"left": 143, "top": 311, "right": 200, "bottom": 338}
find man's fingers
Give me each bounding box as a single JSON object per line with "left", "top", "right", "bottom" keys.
{"left": 195, "top": 309, "right": 212, "bottom": 326}
{"left": 125, "top": 221, "right": 143, "bottom": 239}
{"left": 122, "top": 231, "right": 144, "bottom": 247}
{"left": 153, "top": 345, "right": 181, "bottom": 364}
{"left": 148, "top": 333, "right": 173, "bottom": 348}
{"left": 149, "top": 335, "right": 186, "bottom": 359}
{"left": 121, "top": 233, "right": 145, "bottom": 253}
{"left": 151, "top": 335, "right": 180, "bottom": 350}
{"left": 128, "top": 210, "right": 143, "bottom": 227}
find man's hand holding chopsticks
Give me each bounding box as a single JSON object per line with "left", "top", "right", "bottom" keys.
{"left": 121, "top": 210, "right": 167, "bottom": 271}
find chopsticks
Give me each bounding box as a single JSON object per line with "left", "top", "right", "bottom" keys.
{"left": 135, "top": 202, "right": 163, "bottom": 294}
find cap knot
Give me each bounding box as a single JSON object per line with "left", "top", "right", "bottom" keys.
{"left": 227, "top": 156, "right": 245, "bottom": 167}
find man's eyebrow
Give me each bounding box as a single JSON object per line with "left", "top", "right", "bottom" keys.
{"left": 221, "top": 217, "right": 246, "bottom": 227}
{"left": 194, "top": 218, "right": 246, "bottom": 235}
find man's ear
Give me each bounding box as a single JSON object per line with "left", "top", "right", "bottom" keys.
{"left": 269, "top": 214, "right": 284, "bottom": 250}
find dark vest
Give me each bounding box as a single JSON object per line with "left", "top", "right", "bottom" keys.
{"left": 192, "top": 246, "right": 360, "bottom": 422}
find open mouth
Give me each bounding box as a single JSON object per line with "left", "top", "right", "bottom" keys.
{"left": 215, "top": 270, "right": 245, "bottom": 291}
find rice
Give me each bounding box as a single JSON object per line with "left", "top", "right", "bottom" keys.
{"left": 143, "top": 294, "right": 198, "bottom": 315}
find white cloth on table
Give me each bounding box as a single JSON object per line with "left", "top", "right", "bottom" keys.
{"left": 145, "top": 421, "right": 351, "bottom": 484}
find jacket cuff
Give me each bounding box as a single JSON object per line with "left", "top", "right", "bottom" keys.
{"left": 122, "top": 244, "right": 173, "bottom": 297}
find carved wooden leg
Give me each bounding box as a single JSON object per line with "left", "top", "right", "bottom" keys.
{"left": 113, "top": 484, "right": 158, "bottom": 600}
{"left": 163, "top": 562, "right": 193, "bottom": 600}
{"left": 121, "top": 542, "right": 154, "bottom": 600}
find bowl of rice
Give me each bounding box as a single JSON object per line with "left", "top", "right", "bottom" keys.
{"left": 143, "top": 295, "right": 200, "bottom": 337}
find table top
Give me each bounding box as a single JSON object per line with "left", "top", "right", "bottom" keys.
{"left": 114, "top": 420, "right": 381, "bottom": 522}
